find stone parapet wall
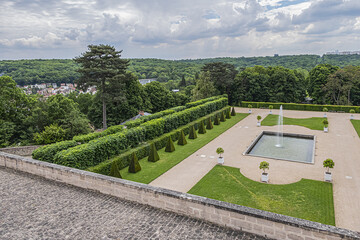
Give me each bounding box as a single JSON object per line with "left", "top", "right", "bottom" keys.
{"left": 1, "top": 151, "right": 359, "bottom": 240}
{"left": 0, "top": 145, "right": 40, "bottom": 156}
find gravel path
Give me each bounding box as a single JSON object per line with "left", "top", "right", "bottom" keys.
{"left": 0, "top": 167, "right": 267, "bottom": 240}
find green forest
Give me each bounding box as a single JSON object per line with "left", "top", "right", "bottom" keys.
{"left": 1, "top": 47, "right": 360, "bottom": 148}
{"left": 1, "top": 54, "right": 360, "bottom": 86}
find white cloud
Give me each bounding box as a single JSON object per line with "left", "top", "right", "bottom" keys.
{"left": 0, "top": 0, "right": 360, "bottom": 59}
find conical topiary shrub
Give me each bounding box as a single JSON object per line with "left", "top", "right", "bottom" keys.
{"left": 220, "top": 111, "right": 226, "bottom": 122}
{"left": 109, "top": 161, "right": 122, "bottom": 178}
{"left": 148, "top": 143, "right": 160, "bottom": 162}
{"left": 128, "top": 152, "right": 141, "bottom": 173}
{"left": 198, "top": 120, "right": 207, "bottom": 134}
{"left": 214, "top": 114, "right": 220, "bottom": 125}
{"left": 177, "top": 130, "right": 187, "bottom": 145}
{"left": 206, "top": 118, "right": 213, "bottom": 130}
{"left": 165, "top": 136, "right": 175, "bottom": 152}
{"left": 188, "top": 125, "right": 197, "bottom": 139}
{"left": 231, "top": 107, "right": 236, "bottom": 116}
{"left": 226, "top": 109, "right": 231, "bottom": 119}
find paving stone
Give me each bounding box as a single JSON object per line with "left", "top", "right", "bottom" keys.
{"left": 0, "top": 167, "right": 269, "bottom": 240}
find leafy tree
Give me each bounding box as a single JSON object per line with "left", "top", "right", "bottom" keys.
{"left": 323, "top": 159, "right": 335, "bottom": 173}
{"left": 201, "top": 62, "right": 237, "bottom": 101}
{"left": 259, "top": 161, "right": 269, "bottom": 173}
{"left": 0, "top": 76, "right": 33, "bottom": 145}
{"left": 179, "top": 75, "right": 186, "bottom": 87}
{"left": 0, "top": 120, "right": 16, "bottom": 148}
{"left": 307, "top": 64, "right": 339, "bottom": 104}
{"left": 191, "top": 71, "right": 218, "bottom": 101}
{"left": 74, "top": 44, "right": 130, "bottom": 129}
{"left": 33, "top": 124, "right": 66, "bottom": 144}
{"left": 144, "top": 81, "right": 175, "bottom": 112}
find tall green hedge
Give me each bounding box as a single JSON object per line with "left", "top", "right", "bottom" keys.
{"left": 239, "top": 101, "right": 360, "bottom": 113}
{"left": 45, "top": 98, "right": 228, "bottom": 169}
{"left": 73, "top": 125, "right": 124, "bottom": 143}
{"left": 88, "top": 106, "right": 231, "bottom": 175}
{"left": 31, "top": 140, "right": 78, "bottom": 162}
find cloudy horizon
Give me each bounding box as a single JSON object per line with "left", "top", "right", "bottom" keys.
{"left": 1, "top": 0, "right": 360, "bottom": 60}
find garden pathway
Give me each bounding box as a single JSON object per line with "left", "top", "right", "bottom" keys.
{"left": 150, "top": 108, "right": 360, "bottom": 232}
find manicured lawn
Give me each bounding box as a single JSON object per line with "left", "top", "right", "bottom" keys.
{"left": 120, "top": 113, "right": 249, "bottom": 184}
{"left": 351, "top": 119, "right": 360, "bottom": 137}
{"left": 261, "top": 114, "right": 325, "bottom": 130}
{"left": 188, "top": 165, "right": 335, "bottom": 225}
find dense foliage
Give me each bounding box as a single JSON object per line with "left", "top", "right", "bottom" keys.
{"left": 2, "top": 54, "right": 360, "bottom": 86}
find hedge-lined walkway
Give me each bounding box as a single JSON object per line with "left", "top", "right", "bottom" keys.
{"left": 0, "top": 167, "right": 266, "bottom": 240}
{"left": 151, "top": 107, "right": 360, "bottom": 232}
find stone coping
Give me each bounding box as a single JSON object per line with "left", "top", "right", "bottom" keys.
{"left": 1, "top": 150, "right": 359, "bottom": 239}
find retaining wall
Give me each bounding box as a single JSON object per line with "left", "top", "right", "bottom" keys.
{"left": 0, "top": 145, "right": 40, "bottom": 156}
{"left": 0, "top": 150, "right": 359, "bottom": 240}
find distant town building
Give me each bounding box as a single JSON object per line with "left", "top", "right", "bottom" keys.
{"left": 139, "top": 78, "right": 157, "bottom": 85}
{"left": 325, "top": 50, "right": 360, "bottom": 55}
{"left": 172, "top": 89, "right": 180, "bottom": 93}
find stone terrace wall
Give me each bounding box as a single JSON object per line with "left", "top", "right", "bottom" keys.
{"left": 0, "top": 145, "right": 40, "bottom": 156}
{"left": 1, "top": 150, "right": 359, "bottom": 240}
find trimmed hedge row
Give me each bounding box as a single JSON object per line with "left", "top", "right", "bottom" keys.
{"left": 73, "top": 125, "right": 124, "bottom": 143}
{"left": 87, "top": 106, "right": 231, "bottom": 175}
{"left": 53, "top": 132, "right": 129, "bottom": 169}
{"left": 32, "top": 140, "right": 78, "bottom": 163}
{"left": 185, "top": 94, "right": 227, "bottom": 108}
{"left": 240, "top": 101, "right": 360, "bottom": 113}
{"left": 50, "top": 98, "right": 228, "bottom": 170}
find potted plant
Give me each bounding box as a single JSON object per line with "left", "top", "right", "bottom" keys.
{"left": 323, "top": 107, "right": 328, "bottom": 118}
{"left": 257, "top": 115, "right": 262, "bottom": 127}
{"left": 350, "top": 109, "right": 355, "bottom": 120}
{"left": 216, "top": 147, "right": 224, "bottom": 165}
{"left": 248, "top": 104, "right": 252, "bottom": 113}
{"left": 259, "top": 161, "right": 269, "bottom": 183}
{"left": 323, "top": 158, "right": 335, "bottom": 182}
{"left": 323, "top": 119, "right": 329, "bottom": 133}
{"left": 269, "top": 105, "right": 273, "bottom": 114}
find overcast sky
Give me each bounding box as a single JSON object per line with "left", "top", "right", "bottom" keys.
{"left": 1, "top": 0, "right": 360, "bottom": 60}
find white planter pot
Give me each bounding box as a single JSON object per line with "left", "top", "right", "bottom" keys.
{"left": 218, "top": 157, "right": 224, "bottom": 165}
{"left": 324, "top": 127, "right": 328, "bottom": 133}
{"left": 257, "top": 122, "right": 261, "bottom": 127}
{"left": 248, "top": 109, "right": 252, "bottom": 114}
{"left": 324, "top": 172, "right": 332, "bottom": 182}
{"left": 269, "top": 110, "right": 272, "bottom": 114}
{"left": 324, "top": 113, "right": 327, "bottom": 118}
{"left": 261, "top": 173, "right": 268, "bottom": 183}
{"left": 350, "top": 115, "right": 354, "bottom": 120}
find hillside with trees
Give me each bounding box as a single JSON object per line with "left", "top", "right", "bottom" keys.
{"left": 1, "top": 54, "right": 360, "bottom": 86}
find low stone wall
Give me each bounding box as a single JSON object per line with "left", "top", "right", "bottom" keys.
{"left": 1, "top": 151, "right": 359, "bottom": 240}
{"left": 0, "top": 145, "right": 40, "bottom": 156}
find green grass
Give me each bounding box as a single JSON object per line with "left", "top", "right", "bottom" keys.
{"left": 261, "top": 114, "right": 326, "bottom": 130}
{"left": 119, "top": 113, "right": 249, "bottom": 184}
{"left": 188, "top": 165, "right": 335, "bottom": 225}
{"left": 351, "top": 119, "right": 360, "bottom": 137}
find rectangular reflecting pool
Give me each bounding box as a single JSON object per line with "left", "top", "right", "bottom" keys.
{"left": 245, "top": 131, "right": 315, "bottom": 164}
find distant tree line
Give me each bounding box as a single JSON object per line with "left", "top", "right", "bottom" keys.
{"left": 1, "top": 54, "right": 360, "bottom": 86}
